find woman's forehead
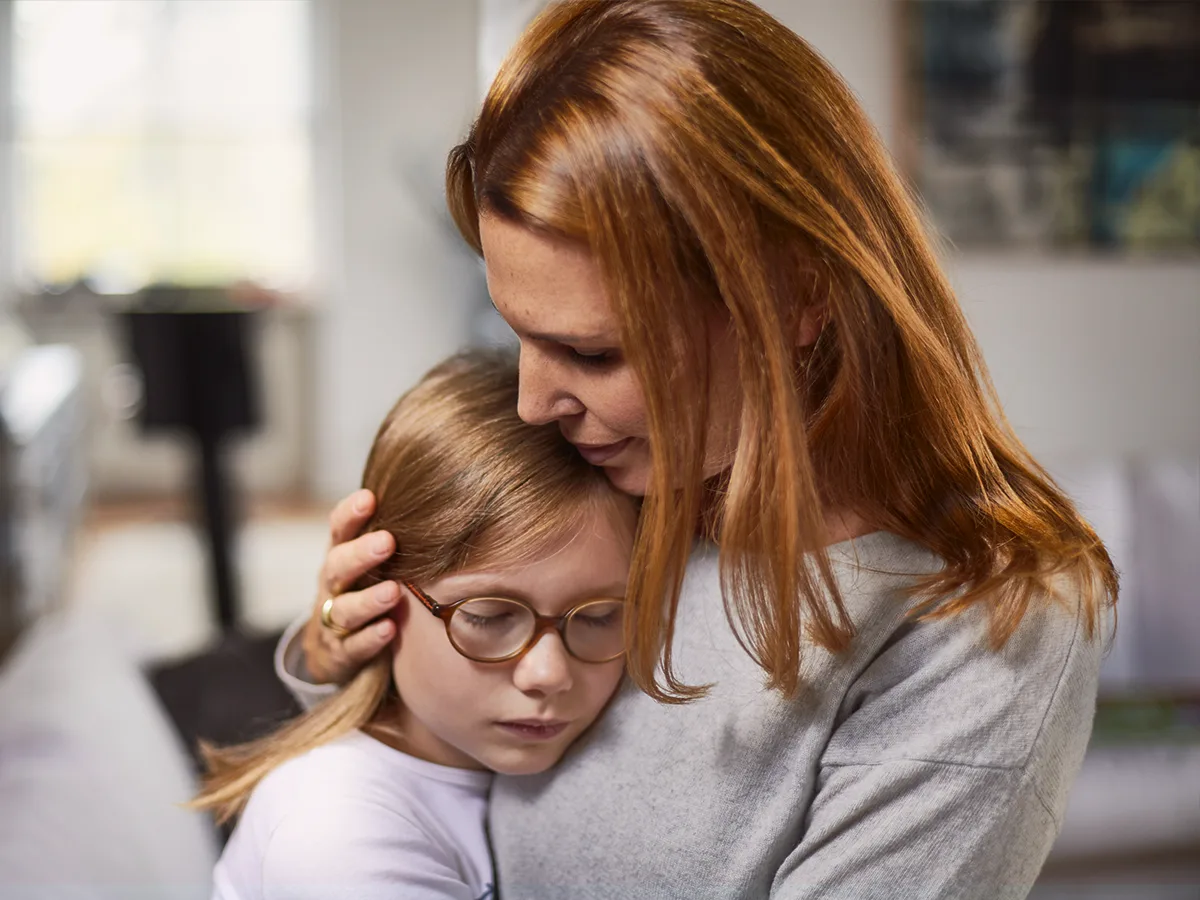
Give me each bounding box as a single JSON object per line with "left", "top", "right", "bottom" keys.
{"left": 480, "top": 216, "right": 618, "bottom": 335}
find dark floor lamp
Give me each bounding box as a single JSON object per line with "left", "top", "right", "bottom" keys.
{"left": 120, "top": 286, "right": 262, "bottom": 633}
{"left": 122, "top": 288, "right": 302, "bottom": 798}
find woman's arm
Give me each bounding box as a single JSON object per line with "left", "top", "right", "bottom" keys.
{"left": 770, "top": 595, "right": 1103, "bottom": 900}
{"left": 273, "top": 615, "right": 338, "bottom": 710}
{"left": 772, "top": 759, "right": 1056, "bottom": 898}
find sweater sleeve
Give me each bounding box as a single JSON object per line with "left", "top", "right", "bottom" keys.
{"left": 772, "top": 591, "right": 1103, "bottom": 900}
{"left": 772, "top": 759, "right": 1056, "bottom": 899}
{"left": 273, "top": 615, "right": 338, "bottom": 711}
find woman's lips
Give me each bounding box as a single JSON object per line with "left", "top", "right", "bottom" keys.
{"left": 495, "top": 720, "right": 569, "bottom": 741}
{"left": 573, "top": 437, "right": 632, "bottom": 466}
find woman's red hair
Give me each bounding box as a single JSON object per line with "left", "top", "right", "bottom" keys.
{"left": 447, "top": 0, "right": 1117, "bottom": 702}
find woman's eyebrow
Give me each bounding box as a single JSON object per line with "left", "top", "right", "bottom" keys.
{"left": 526, "top": 328, "right": 614, "bottom": 346}
{"left": 488, "top": 295, "right": 618, "bottom": 346}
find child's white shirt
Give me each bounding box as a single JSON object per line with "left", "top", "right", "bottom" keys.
{"left": 213, "top": 730, "right": 495, "bottom": 900}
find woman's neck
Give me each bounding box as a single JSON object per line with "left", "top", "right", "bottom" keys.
{"left": 699, "top": 468, "right": 875, "bottom": 547}
{"left": 824, "top": 507, "right": 874, "bottom": 546}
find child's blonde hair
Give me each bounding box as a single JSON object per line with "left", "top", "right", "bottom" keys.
{"left": 192, "top": 350, "right": 633, "bottom": 823}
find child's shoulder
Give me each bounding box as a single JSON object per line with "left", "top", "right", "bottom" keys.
{"left": 254, "top": 731, "right": 374, "bottom": 798}
{"left": 249, "top": 730, "right": 491, "bottom": 829}
{"left": 222, "top": 732, "right": 495, "bottom": 895}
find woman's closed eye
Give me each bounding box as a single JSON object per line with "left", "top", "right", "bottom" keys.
{"left": 565, "top": 345, "right": 619, "bottom": 369}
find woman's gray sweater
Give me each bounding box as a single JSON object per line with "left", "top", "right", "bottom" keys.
{"left": 487, "top": 532, "right": 1101, "bottom": 899}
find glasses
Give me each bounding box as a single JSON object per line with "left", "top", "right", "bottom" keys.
{"left": 405, "top": 582, "right": 626, "bottom": 664}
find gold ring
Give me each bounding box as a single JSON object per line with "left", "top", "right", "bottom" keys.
{"left": 320, "top": 596, "right": 350, "bottom": 638}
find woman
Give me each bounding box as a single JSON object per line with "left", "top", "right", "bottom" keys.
{"left": 279, "top": 1, "right": 1117, "bottom": 896}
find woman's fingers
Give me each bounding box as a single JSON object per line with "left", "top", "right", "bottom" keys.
{"left": 302, "top": 584, "right": 399, "bottom": 685}
{"left": 325, "top": 580, "right": 400, "bottom": 634}
{"left": 322, "top": 529, "right": 396, "bottom": 594}
{"left": 328, "top": 489, "right": 377, "bottom": 546}
{"left": 298, "top": 489, "right": 397, "bottom": 685}
{"left": 338, "top": 616, "right": 397, "bottom": 669}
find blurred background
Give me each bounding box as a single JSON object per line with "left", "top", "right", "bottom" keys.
{"left": 0, "top": 1, "right": 1195, "bottom": 897}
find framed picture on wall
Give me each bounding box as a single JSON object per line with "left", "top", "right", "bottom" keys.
{"left": 899, "top": 0, "right": 1200, "bottom": 254}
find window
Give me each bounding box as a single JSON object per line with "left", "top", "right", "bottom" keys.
{"left": 9, "top": 0, "right": 312, "bottom": 293}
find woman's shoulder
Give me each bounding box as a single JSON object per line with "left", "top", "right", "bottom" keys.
{"left": 681, "top": 530, "right": 1102, "bottom": 783}
{"left": 826, "top": 558, "right": 1103, "bottom": 804}
{"left": 823, "top": 531, "right": 1099, "bottom": 676}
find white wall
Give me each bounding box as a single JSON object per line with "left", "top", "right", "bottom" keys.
{"left": 953, "top": 261, "right": 1199, "bottom": 459}
{"left": 313, "top": 0, "right": 483, "bottom": 499}
{"left": 479, "top": 0, "right": 547, "bottom": 100}
{"left": 763, "top": 0, "right": 1200, "bottom": 461}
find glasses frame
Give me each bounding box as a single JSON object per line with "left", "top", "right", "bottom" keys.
{"left": 404, "top": 582, "right": 626, "bottom": 665}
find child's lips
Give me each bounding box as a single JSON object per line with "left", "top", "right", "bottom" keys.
{"left": 495, "top": 719, "right": 570, "bottom": 741}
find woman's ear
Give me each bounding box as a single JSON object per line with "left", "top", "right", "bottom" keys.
{"left": 798, "top": 301, "right": 827, "bottom": 348}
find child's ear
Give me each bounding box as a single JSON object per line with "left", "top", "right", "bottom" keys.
{"left": 388, "top": 583, "right": 412, "bottom": 636}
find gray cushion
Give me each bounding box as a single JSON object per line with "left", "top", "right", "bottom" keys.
{"left": 0, "top": 610, "right": 218, "bottom": 899}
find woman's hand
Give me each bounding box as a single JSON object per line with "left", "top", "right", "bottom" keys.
{"left": 300, "top": 489, "right": 401, "bottom": 685}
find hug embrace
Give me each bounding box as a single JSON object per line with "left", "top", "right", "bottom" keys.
{"left": 194, "top": 1, "right": 1117, "bottom": 898}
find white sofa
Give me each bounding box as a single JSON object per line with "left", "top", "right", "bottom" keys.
{"left": 1034, "top": 458, "right": 1200, "bottom": 897}
{"left": 0, "top": 609, "right": 219, "bottom": 899}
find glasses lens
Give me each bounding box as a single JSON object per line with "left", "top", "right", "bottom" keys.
{"left": 565, "top": 599, "right": 626, "bottom": 662}
{"left": 448, "top": 597, "right": 535, "bottom": 661}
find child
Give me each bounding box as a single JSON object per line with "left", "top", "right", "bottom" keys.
{"left": 194, "top": 351, "right": 637, "bottom": 900}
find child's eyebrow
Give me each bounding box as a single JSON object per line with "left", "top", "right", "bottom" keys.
{"left": 439, "top": 583, "right": 628, "bottom": 604}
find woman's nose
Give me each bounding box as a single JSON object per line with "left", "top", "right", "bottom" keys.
{"left": 517, "top": 346, "right": 585, "bottom": 425}
{"left": 511, "top": 631, "right": 575, "bottom": 697}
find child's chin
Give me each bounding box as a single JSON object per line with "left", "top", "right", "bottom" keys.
{"left": 482, "top": 748, "right": 566, "bottom": 777}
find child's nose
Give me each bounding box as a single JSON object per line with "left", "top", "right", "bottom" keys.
{"left": 511, "top": 631, "right": 575, "bottom": 697}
